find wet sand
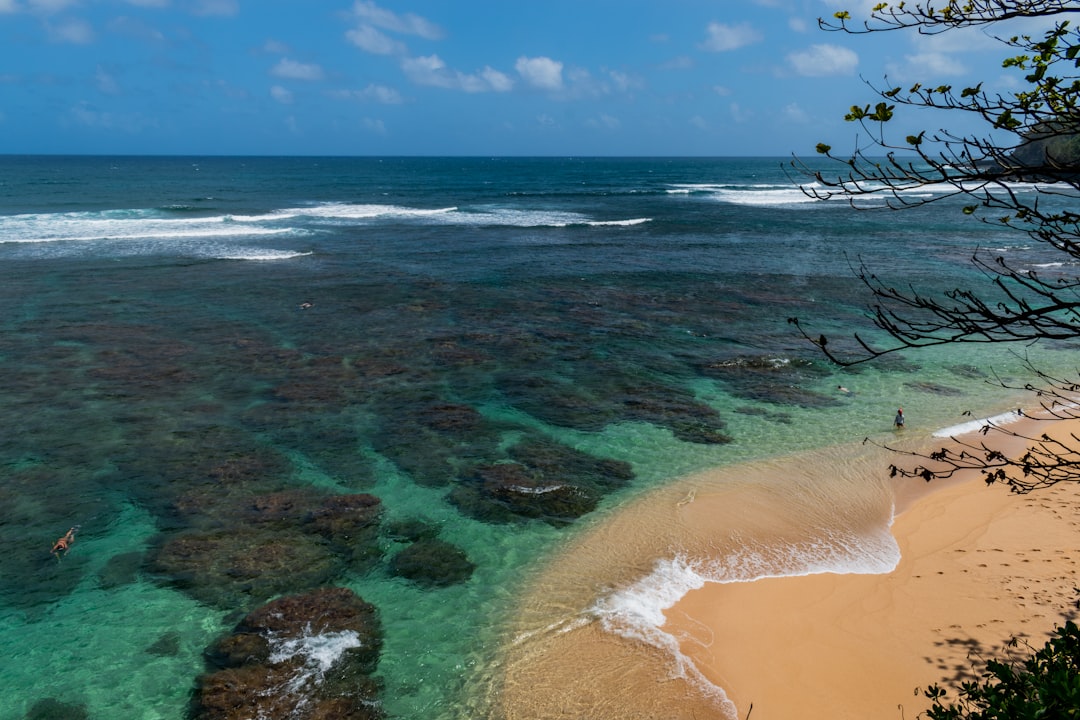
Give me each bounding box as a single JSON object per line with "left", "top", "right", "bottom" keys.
{"left": 493, "top": 416, "right": 1080, "bottom": 720}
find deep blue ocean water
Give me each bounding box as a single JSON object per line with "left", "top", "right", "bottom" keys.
{"left": 0, "top": 156, "right": 1069, "bottom": 719}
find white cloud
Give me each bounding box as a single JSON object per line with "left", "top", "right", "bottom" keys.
{"left": 125, "top": 0, "right": 169, "bottom": 7}
{"left": 271, "top": 58, "right": 324, "bottom": 81}
{"left": 729, "top": 102, "right": 752, "bottom": 124}
{"left": 364, "top": 83, "right": 403, "bottom": 104}
{"left": 192, "top": 0, "right": 237, "bottom": 17}
{"left": 481, "top": 66, "right": 513, "bottom": 92}
{"left": 783, "top": 102, "right": 809, "bottom": 123}
{"left": 362, "top": 117, "right": 386, "bottom": 134}
{"left": 402, "top": 55, "right": 511, "bottom": 93}
{"left": 346, "top": 24, "right": 405, "bottom": 55}
{"left": 700, "top": 22, "right": 762, "bottom": 52}
{"left": 712, "top": 84, "right": 731, "bottom": 96}
{"left": 789, "top": 17, "right": 808, "bottom": 33}
{"left": 352, "top": 1, "right": 442, "bottom": 40}
{"left": 68, "top": 101, "right": 155, "bottom": 133}
{"left": 895, "top": 52, "right": 968, "bottom": 77}
{"left": 47, "top": 17, "right": 94, "bottom": 44}
{"left": 586, "top": 113, "right": 620, "bottom": 130}
{"left": 107, "top": 16, "right": 167, "bottom": 42}
{"left": 516, "top": 56, "right": 563, "bottom": 91}
{"left": 96, "top": 66, "right": 120, "bottom": 94}
{"left": 661, "top": 55, "right": 693, "bottom": 71}
{"left": 690, "top": 115, "right": 709, "bottom": 130}
{"left": 0, "top": 0, "right": 18, "bottom": 12}
{"left": 331, "top": 84, "right": 404, "bottom": 104}
{"left": 263, "top": 39, "right": 290, "bottom": 55}
{"left": 608, "top": 70, "right": 640, "bottom": 93}
{"left": 270, "top": 85, "right": 293, "bottom": 104}
{"left": 787, "top": 43, "right": 858, "bottom": 77}
{"left": 28, "top": 0, "right": 77, "bottom": 12}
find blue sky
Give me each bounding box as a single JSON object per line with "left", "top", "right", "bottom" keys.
{"left": 0, "top": 0, "right": 1041, "bottom": 156}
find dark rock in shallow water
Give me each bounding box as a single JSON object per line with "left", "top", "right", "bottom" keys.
{"left": 450, "top": 462, "right": 600, "bottom": 526}
{"left": 370, "top": 399, "right": 508, "bottom": 487}
{"left": 148, "top": 528, "right": 342, "bottom": 609}
{"left": 97, "top": 551, "right": 143, "bottom": 590}
{"left": 382, "top": 518, "right": 440, "bottom": 543}
{"left": 700, "top": 355, "right": 841, "bottom": 409}
{"left": 24, "top": 698, "right": 90, "bottom": 720}
{"left": 449, "top": 436, "right": 634, "bottom": 526}
{"left": 389, "top": 538, "right": 475, "bottom": 588}
{"left": 194, "top": 587, "right": 383, "bottom": 720}
{"left": 146, "top": 630, "right": 181, "bottom": 657}
{"left": 904, "top": 380, "right": 964, "bottom": 396}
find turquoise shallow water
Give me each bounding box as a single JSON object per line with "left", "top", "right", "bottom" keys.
{"left": 0, "top": 156, "right": 1072, "bottom": 719}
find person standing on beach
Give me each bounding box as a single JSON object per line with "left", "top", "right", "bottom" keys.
{"left": 894, "top": 408, "right": 905, "bottom": 429}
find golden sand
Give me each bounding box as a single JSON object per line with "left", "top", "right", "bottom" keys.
{"left": 492, "top": 417, "right": 1080, "bottom": 720}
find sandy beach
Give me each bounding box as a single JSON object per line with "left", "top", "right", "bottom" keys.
{"left": 495, "top": 415, "right": 1080, "bottom": 720}
{"left": 661, "top": 418, "right": 1080, "bottom": 720}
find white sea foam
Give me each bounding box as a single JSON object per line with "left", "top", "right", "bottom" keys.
{"left": 268, "top": 629, "right": 363, "bottom": 695}
{"left": 286, "top": 203, "right": 458, "bottom": 220}
{"left": 451, "top": 207, "right": 647, "bottom": 227}
{"left": 932, "top": 409, "right": 1025, "bottom": 437}
{"left": 0, "top": 210, "right": 296, "bottom": 244}
{"left": 589, "top": 524, "right": 901, "bottom": 717}
{"left": 667, "top": 176, "right": 1074, "bottom": 209}
{"left": 213, "top": 250, "right": 313, "bottom": 261}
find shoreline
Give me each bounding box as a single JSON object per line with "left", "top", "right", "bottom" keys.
{"left": 661, "top": 413, "right": 1080, "bottom": 720}
{"left": 492, "top": 410, "right": 1080, "bottom": 719}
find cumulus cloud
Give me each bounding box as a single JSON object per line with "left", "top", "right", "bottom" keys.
{"left": 480, "top": 66, "right": 513, "bottom": 92}
{"left": 346, "top": 24, "right": 406, "bottom": 55}
{"left": 402, "top": 55, "right": 512, "bottom": 93}
{"left": 787, "top": 43, "right": 858, "bottom": 76}
{"left": 700, "top": 22, "right": 762, "bottom": 52}
{"left": 0, "top": 0, "right": 18, "bottom": 12}
{"left": 515, "top": 56, "right": 563, "bottom": 91}
{"left": 270, "top": 85, "right": 293, "bottom": 104}
{"left": 271, "top": 58, "right": 325, "bottom": 81}
{"left": 352, "top": 0, "right": 442, "bottom": 39}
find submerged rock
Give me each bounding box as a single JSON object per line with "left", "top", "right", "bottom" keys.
{"left": 148, "top": 528, "right": 342, "bottom": 609}
{"left": 24, "top": 698, "right": 90, "bottom": 720}
{"left": 195, "top": 587, "right": 383, "bottom": 720}
{"left": 389, "top": 538, "right": 475, "bottom": 588}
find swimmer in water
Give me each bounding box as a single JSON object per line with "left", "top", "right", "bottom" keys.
{"left": 51, "top": 526, "right": 79, "bottom": 558}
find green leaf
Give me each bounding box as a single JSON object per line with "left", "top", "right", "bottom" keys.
{"left": 815, "top": 143, "right": 832, "bottom": 154}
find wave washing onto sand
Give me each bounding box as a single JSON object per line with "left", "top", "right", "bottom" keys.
{"left": 588, "top": 522, "right": 902, "bottom": 717}
{"left": 932, "top": 409, "right": 1026, "bottom": 438}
